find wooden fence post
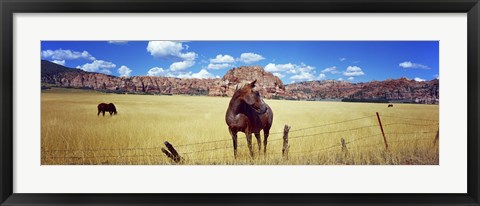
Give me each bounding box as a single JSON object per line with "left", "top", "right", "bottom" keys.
{"left": 376, "top": 112, "right": 389, "bottom": 150}
{"left": 161, "top": 148, "right": 175, "bottom": 161}
{"left": 341, "top": 138, "right": 347, "bottom": 152}
{"left": 282, "top": 124, "right": 291, "bottom": 159}
{"left": 161, "top": 141, "right": 182, "bottom": 163}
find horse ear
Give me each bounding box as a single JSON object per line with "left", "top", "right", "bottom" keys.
{"left": 250, "top": 79, "right": 257, "bottom": 87}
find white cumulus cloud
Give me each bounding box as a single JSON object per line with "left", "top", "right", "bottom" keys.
{"left": 265, "top": 63, "right": 313, "bottom": 74}
{"left": 264, "top": 63, "right": 295, "bottom": 72}
{"left": 51, "top": 60, "right": 65, "bottom": 66}
{"left": 177, "top": 69, "right": 215, "bottom": 79}
{"left": 208, "top": 54, "right": 235, "bottom": 69}
{"left": 118, "top": 65, "right": 132, "bottom": 77}
{"left": 98, "top": 69, "right": 112, "bottom": 75}
{"left": 210, "top": 54, "right": 235, "bottom": 63}
{"left": 147, "top": 66, "right": 216, "bottom": 79}
{"left": 414, "top": 77, "right": 426, "bottom": 82}
{"left": 266, "top": 62, "right": 317, "bottom": 82}
{"left": 343, "top": 66, "right": 365, "bottom": 76}
{"left": 273, "top": 72, "right": 285, "bottom": 78}
{"left": 291, "top": 63, "right": 314, "bottom": 74}
{"left": 76, "top": 60, "right": 116, "bottom": 73}
{"left": 348, "top": 77, "right": 354, "bottom": 81}
{"left": 321, "top": 66, "right": 340, "bottom": 74}
{"left": 41, "top": 49, "right": 95, "bottom": 61}
{"left": 146, "top": 41, "right": 197, "bottom": 61}
{"left": 147, "top": 67, "right": 168, "bottom": 76}
{"left": 399, "top": 61, "right": 430, "bottom": 69}
{"left": 238, "top": 52, "right": 265, "bottom": 64}
{"left": 339, "top": 57, "right": 346, "bottom": 61}
{"left": 169, "top": 61, "right": 195, "bottom": 71}
{"left": 318, "top": 73, "right": 326, "bottom": 80}
{"left": 291, "top": 72, "right": 315, "bottom": 81}
{"left": 207, "top": 63, "right": 233, "bottom": 70}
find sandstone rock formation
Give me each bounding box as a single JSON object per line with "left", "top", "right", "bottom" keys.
{"left": 285, "top": 78, "right": 439, "bottom": 103}
{"left": 41, "top": 60, "right": 439, "bottom": 104}
{"left": 216, "top": 66, "right": 285, "bottom": 99}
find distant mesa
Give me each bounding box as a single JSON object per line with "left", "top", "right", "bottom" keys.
{"left": 41, "top": 60, "right": 439, "bottom": 104}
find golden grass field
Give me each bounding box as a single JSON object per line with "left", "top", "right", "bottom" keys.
{"left": 41, "top": 87, "right": 439, "bottom": 165}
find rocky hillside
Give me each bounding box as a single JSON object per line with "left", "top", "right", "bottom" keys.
{"left": 286, "top": 78, "right": 439, "bottom": 104}
{"left": 41, "top": 60, "right": 218, "bottom": 95}
{"left": 40, "top": 60, "right": 283, "bottom": 97}
{"left": 41, "top": 60, "right": 439, "bottom": 104}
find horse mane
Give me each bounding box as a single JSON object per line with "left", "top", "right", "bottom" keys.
{"left": 235, "top": 81, "right": 251, "bottom": 91}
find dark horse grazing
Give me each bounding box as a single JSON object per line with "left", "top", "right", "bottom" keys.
{"left": 388, "top": 104, "right": 394, "bottom": 108}
{"left": 97, "top": 103, "right": 117, "bottom": 116}
{"left": 225, "top": 80, "right": 273, "bottom": 159}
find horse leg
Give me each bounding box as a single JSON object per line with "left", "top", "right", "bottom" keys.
{"left": 254, "top": 133, "right": 261, "bottom": 154}
{"left": 246, "top": 132, "right": 254, "bottom": 159}
{"left": 263, "top": 130, "right": 270, "bottom": 154}
{"left": 230, "top": 129, "right": 238, "bottom": 159}
{"left": 97, "top": 110, "right": 100, "bottom": 116}
{"left": 102, "top": 111, "right": 105, "bottom": 116}
{"left": 109, "top": 111, "right": 113, "bottom": 116}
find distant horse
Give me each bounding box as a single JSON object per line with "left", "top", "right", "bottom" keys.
{"left": 388, "top": 104, "right": 394, "bottom": 108}
{"left": 97, "top": 103, "right": 117, "bottom": 116}
{"left": 225, "top": 80, "right": 273, "bottom": 159}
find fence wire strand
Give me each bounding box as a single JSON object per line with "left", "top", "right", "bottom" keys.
{"left": 42, "top": 114, "right": 439, "bottom": 162}
{"left": 379, "top": 115, "right": 439, "bottom": 122}
{"left": 43, "top": 114, "right": 377, "bottom": 153}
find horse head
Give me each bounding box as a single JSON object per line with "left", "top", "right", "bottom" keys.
{"left": 237, "top": 80, "right": 267, "bottom": 114}
{"left": 108, "top": 103, "right": 117, "bottom": 115}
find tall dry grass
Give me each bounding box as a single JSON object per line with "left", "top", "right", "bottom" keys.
{"left": 41, "top": 88, "right": 439, "bottom": 165}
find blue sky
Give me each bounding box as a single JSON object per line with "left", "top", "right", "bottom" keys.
{"left": 41, "top": 41, "right": 439, "bottom": 83}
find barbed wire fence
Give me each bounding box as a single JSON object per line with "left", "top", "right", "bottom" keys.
{"left": 41, "top": 112, "right": 439, "bottom": 164}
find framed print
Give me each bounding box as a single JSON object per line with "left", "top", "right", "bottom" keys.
{"left": 1, "top": 0, "right": 479, "bottom": 205}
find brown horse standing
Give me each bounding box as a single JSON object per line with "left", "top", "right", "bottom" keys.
{"left": 225, "top": 80, "right": 273, "bottom": 159}
{"left": 97, "top": 103, "right": 117, "bottom": 116}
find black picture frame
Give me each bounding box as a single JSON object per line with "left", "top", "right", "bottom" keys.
{"left": 1, "top": 0, "right": 479, "bottom": 205}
